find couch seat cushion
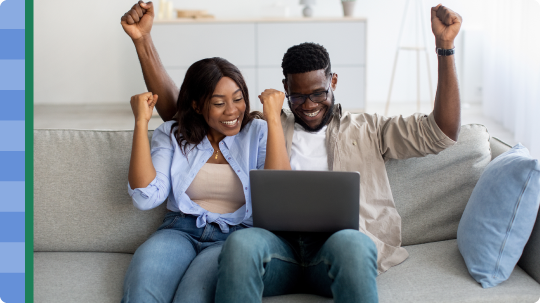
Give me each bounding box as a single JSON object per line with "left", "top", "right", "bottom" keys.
{"left": 34, "top": 240, "right": 540, "bottom": 303}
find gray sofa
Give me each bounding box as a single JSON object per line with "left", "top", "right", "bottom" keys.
{"left": 34, "top": 124, "right": 540, "bottom": 302}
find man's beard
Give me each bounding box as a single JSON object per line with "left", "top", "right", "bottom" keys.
{"left": 289, "top": 94, "right": 335, "bottom": 132}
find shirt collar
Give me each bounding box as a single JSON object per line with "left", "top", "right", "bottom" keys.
{"left": 198, "top": 134, "right": 236, "bottom": 150}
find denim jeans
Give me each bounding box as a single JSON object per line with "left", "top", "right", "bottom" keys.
{"left": 215, "top": 228, "right": 378, "bottom": 303}
{"left": 121, "top": 211, "right": 245, "bottom": 303}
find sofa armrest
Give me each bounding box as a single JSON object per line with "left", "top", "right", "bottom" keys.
{"left": 489, "top": 136, "right": 512, "bottom": 160}
{"left": 518, "top": 208, "right": 540, "bottom": 284}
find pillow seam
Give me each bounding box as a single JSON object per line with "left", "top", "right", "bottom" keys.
{"left": 492, "top": 169, "right": 533, "bottom": 279}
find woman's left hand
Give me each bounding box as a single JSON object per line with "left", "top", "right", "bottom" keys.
{"left": 259, "top": 89, "right": 285, "bottom": 123}
{"left": 130, "top": 92, "right": 158, "bottom": 123}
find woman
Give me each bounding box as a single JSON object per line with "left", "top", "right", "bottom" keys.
{"left": 122, "top": 57, "right": 289, "bottom": 303}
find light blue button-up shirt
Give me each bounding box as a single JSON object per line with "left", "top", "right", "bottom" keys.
{"left": 128, "top": 119, "right": 267, "bottom": 233}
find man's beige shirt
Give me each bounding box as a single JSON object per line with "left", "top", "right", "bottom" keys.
{"left": 280, "top": 104, "right": 456, "bottom": 274}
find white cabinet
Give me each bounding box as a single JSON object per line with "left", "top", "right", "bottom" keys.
{"left": 154, "top": 18, "right": 366, "bottom": 111}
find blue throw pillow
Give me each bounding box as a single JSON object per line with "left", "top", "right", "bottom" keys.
{"left": 457, "top": 143, "right": 540, "bottom": 288}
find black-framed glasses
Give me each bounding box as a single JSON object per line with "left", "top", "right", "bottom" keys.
{"left": 286, "top": 74, "right": 333, "bottom": 106}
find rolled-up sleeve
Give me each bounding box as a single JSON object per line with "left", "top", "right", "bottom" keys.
{"left": 127, "top": 123, "right": 174, "bottom": 210}
{"left": 377, "top": 112, "right": 456, "bottom": 160}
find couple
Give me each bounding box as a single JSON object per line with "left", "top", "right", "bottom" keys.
{"left": 121, "top": 1, "right": 462, "bottom": 303}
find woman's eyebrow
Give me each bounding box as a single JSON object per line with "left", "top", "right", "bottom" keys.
{"left": 211, "top": 88, "right": 242, "bottom": 98}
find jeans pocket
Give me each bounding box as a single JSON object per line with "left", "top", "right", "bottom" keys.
{"left": 158, "top": 214, "right": 180, "bottom": 230}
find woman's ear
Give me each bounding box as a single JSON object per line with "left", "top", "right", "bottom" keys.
{"left": 192, "top": 101, "right": 201, "bottom": 114}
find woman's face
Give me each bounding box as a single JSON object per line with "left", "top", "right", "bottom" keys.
{"left": 202, "top": 76, "right": 246, "bottom": 139}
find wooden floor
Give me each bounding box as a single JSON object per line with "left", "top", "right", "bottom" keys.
{"left": 34, "top": 102, "right": 517, "bottom": 146}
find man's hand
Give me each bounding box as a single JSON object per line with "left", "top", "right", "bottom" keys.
{"left": 431, "top": 4, "right": 462, "bottom": 49}
{"left": 130, "top": 92, "right": 158, "bottom": 123}
{"left": 259, "top": 89, "right": 285, "bottom": 123}
{"left": 121, "top": 1, "right": 154, "bottom": 41}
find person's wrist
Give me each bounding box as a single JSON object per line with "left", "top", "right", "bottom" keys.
{"left": 132, "top": 33, "right": 152, "bottom": 45}
{"left": 135, "top": 118, "right": 150, "bottom": 127}
{"left": 265, "top": 113, "right": 281, "bottom": 125}
{"left": 435, "top": 39, "right": 455, "bottom": 49}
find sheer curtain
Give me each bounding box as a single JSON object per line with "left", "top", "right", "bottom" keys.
{"left": 483, "top": 0, "right": 540, "bottom": 159}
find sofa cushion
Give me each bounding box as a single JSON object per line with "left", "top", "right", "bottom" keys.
{"left": 377, "top": 240, "right": 540, "bottom": 303}
{"left": 34, "top": 252, "right": 132, "bottom": 303}
{"left": 34, "top": 240, "right": 540, "bottom": 303}
{"left": 457, "top": 144, "right": 540, "bottom": 288}
{"left": 386, "top": 124, "right": 492, "bottom": 246}
{"left": 34, "top": 129, "right": 167, "bottom": 253}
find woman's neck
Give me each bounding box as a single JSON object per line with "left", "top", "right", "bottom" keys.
{"left": 207, "top": 129, "right": 226, "bottom": 146}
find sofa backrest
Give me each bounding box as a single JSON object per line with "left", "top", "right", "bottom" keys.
{"left": 33, "top": 124, "right": 502, "bottom": 253}
{"left": 34, "top": 129, "right": 165, "bottom": 253}
{"left": 386, "top": 124, "right": 492, "bottom": 246}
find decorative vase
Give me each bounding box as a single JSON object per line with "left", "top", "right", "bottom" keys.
{"left": 341, "top": 1, "right": 356, "bottom": 17}
{"left": 300, "top": 0, "right": 316, "bottom": 17}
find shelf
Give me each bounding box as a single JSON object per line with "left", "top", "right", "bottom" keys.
{"left": 154, "top": 17, "right": 367, "bottom": 24}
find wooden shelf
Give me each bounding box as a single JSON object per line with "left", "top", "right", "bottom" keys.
{"left": 154, "top": 17, "right": 367, "bottom": 24}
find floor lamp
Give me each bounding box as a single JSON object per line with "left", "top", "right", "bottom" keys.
{"left": 385, "top": 0, "right": 434, "bottom": 116}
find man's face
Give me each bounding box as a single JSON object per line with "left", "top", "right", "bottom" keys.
{"left": 283, "top": 69, "right": 338, "bottom": 132}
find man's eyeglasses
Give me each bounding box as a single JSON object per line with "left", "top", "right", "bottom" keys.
{"left": 286, "top": 74, "right": 333, "bottom": 106}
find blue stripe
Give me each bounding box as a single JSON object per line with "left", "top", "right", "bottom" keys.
{"left": 0, "top": 243, "right": 24, "bottom": 273}
{"left": 0, "top": 60, "right": 24, "bottom": 90}
{"left": 0, "top": 90, "right": 25, "bottom": 120}
{"left": 0, "top": 30, "right": 24, "bottom": 59}
{"left": 0, "top": 0, "right": 25, "bottom": 29}
{"left": 0, "top": 182, "right": 24, "bottom": 211}
{"left": 0, "top": 151, "right": 24, "bottom": 181}
{"left": 0, "top": 273, "right": 25, "bottom": 303}
{"left": 0, "top": 212, "right": 24, "bottom": 242}
{"left": 0, "top": 121, "right": 24, "bottom": 151}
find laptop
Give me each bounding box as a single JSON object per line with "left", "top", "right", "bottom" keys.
{"left": 250, "top": 170, "right": 360, "bottom": 232}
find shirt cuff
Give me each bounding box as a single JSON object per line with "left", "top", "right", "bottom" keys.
{"left": 127, "top": 177, "right": 159, "bottom": 199}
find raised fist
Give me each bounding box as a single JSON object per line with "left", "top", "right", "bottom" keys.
{"left": 130, "top": 92, "right": 158, "bottom": 123}
{"left": 259, "top": 89, "right": 285, "bottom": 122}
{"left": 431, "top": 4, "right": 462, "bottom": 49}
{"left": 121, "top": 1, "right": 155, "bottom": 41}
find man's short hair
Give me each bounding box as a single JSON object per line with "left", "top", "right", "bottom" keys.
{"left": 281, "top": 42, "right": 332, "bottom": 80}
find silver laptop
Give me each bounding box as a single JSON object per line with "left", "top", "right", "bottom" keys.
{"left": 250, "top": 170, "right": 360, "bottom": 232}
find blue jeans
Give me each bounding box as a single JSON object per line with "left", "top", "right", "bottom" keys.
{"left": 121, "top": 211, "right": 245, "bottom": 303}
{"left": 215, "top": 228, "right": 378, "bottom": 303}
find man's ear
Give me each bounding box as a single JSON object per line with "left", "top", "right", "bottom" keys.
{"left": 282, "top": 78, "right": 288, "bottom": 94}
{"left": 192, "top": 100, "right": 201, "bottom": 114}
{"left": 331, "top": 73, "right": 338, "bottom": 91}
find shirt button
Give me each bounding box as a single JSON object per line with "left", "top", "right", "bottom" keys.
{"left": 228, "top": 157, "right": 231, "bottom": 160}
{"left": 245, "top": 187, "right": 248, "bottom": 190}
{"left": 352, "top": 141, "right": 357, "bottom": 146}
{"left": 237, "top": 170, "right": 240, "bottom": 172}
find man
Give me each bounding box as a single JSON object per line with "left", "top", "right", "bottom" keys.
{"left": 121, "top": 2, "right": 461, "bottom": 302}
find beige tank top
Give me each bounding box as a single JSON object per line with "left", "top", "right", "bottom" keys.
{"left": 185, "top": 163, "right": 246, "bottom": 214}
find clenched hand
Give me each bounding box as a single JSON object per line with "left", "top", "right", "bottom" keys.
{"left": 431, "top": 4, "right": 462, "bottom": 49}
{"left": 121, "top": 1, "right": 154, "bottom": 41}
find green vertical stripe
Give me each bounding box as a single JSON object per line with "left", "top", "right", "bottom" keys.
{"left": 25, "top": 0, "right": 33, "bottom": 301}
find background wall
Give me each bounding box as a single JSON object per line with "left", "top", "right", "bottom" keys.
{"left": 34, "top": 0, "right": 486, "bottom": 106}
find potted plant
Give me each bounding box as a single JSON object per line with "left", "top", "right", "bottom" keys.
{"left": 341, "top": 0, "right": 356, "bottom": 17}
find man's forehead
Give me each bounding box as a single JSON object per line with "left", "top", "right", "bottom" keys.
{"left": 286, "top": 69, "right": 328, "bottom": 92}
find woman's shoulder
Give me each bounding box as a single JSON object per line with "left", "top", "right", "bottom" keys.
{"left": 241, "top": 118, "right": 268, "bottom": 134}
{"left": 154, "top": 120, "right": 177, "bottom": 134}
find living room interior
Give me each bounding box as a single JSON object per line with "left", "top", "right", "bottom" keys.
{"left": 31, "top": 0, "right": 540, "bottom": 302}
{"left": 33, "top": 0, "right": 539, "bottom": 160}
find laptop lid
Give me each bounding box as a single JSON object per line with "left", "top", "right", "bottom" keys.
{"left": 250, "top": 170, "right": 360, "bottom": 232}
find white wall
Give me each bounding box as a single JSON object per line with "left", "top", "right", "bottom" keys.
{"left": 35, "top": 0, "right": 486, "bottom": 105}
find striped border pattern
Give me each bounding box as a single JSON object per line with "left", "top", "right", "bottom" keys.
{"left": 0, "top": 0, "right": 28, "bottom": 302}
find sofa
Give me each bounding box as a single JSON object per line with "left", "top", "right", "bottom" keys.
{"left": 34, "top": 124, "right": 540, "bottom": 303}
